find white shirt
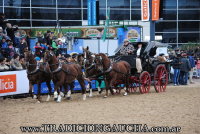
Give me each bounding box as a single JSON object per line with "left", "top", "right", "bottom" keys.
{"left": 137, "top": 48, "right": 141, "bottom": 56}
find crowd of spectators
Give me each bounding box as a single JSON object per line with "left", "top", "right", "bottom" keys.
{"left": 170, "top": 48, "right": 200, "bottom": 86}
{"left": 0, "top": 13, "right": 69, "bottom": 72}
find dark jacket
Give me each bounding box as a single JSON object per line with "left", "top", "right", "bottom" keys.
{"left": 172, "top": 57, "right": 181, "bottom": 69}
{"left": 180, "top": 57, "right": 191, "bottom": 72}
{"left": 188, "top": 56, "right": 195, "bottom": 68}
{"left": 6, "top": 27, "right": 18, "bottom": 41}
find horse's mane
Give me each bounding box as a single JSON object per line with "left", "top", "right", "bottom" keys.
{"left": 98, "top": 53, "right": 110, "bottom": 68}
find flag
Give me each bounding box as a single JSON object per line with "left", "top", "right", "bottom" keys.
{"left": 102, "top": 7, "right": 110, "bottom": 42}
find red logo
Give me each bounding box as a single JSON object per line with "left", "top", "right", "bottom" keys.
{"left": 0, "top": 74, "right": 17, "bottom": 93}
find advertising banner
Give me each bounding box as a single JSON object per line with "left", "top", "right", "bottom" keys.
{"left": 91, "top": 0, "right": 97, "bottom": 25}
{"left": 82, "top": 28, "right": 116, "bottom": 38}
{"left": 0, "top": 70, "right": 29, "bottom": 97}
{"left": 117, "top": 27, "right": 141, "bottom": 45}
{"left": 33, "top": 80, "right": 96, "bottom": 94}
{"left": 152, "top": 0, "right": 160, "bottom": 21}
{"left": 141, "top": 0, "right": 150, "bottom": 21}
{"left": 87, "top": 0, "right": 92, "bottom": 25}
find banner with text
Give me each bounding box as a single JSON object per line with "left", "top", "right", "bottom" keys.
{"left": 152, "top": 0, "right": 160, "bottom": 21}
{"left": 141, "top": 0, "right": 150, "bottom": 21}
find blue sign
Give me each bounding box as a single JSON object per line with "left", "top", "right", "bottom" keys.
{"left": 117, "top": 27, "right": 141, "bottom": 45}
{"left": 87, "top": 0, "right": 92, "bottom": 25}
{"left": 91, "top": 0, "right": 96, "bottom": 25}
{"left": 33, "top": 80, "right": 96, "bottom": 94}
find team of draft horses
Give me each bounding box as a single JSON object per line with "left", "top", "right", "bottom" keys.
{"left": 25, "top": 45, "right": 144, "bottom": 103}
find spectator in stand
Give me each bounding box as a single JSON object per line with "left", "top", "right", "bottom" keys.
{"left": 0, "top": 57, "right": 9, "bottom": 71}
{"left": 188, "top": 53, "right": 195, "bottom": 84}
{"left": 14, "top": 31, "right": 21, "bottom": 54}
{"left": 19, "top": 55, "right": 26, "bottom": 69}
{"left": 0, "top": 37, "right": 8, "bottom": 48}
{"left": 19, "top": 38, "right": 28, "bottom": 55}
{"left": 44, "top": 30, "right": 52, "bottom": 46}
{"left": 57, "top": 39, "right": 67, "bottom": 55}
{"left": 10, "top": 54, "right": 23, "bottom": 70}
{"left": 172, "top": 53, "right": 182, "bottom": 86}
{"left": 0, "top": 13, "right": 8, "bottom": 31}
{"left": 37, "top": 32, "right": 44, "bottom": 43}
{"left": 0, "top": 37, "right": 9, "bottom": 57}
{"left": 51, "top": 38, "right": 58, "bottom": 52}
{"left": 34, "top": 42, "right": 43, "bottom": 58}
{"left": 8, "top": 42, "right": 15, "bottom": 58}
{"left": 179, "top": 53, "right": 191, "bottom": 85}
{"left": 196, "top": 57, "right": 200, "bottom": 78}
{"left": 5, "top": 23, "right": 18, "bottom": 41}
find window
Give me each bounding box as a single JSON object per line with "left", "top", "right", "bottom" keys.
{"left": 8, "top": 20, "right": 30, "bottom": 26}
{"left": 0, "top": 7, "right": 3, "bottom": 13}
{"left": 4, "top": 7, "right": 30, "bottom": 19}
{"left": 131, "top": 0, "right": 141, "bottom": 9}
{"left": 179, "top": 10, "right": 200, "bottom": 20}
{"left": 178, "top": 33, "right": 200, "bottom": 43}
{"left": 32, "top": 9, "right": 56, "bottom": 20}
{"left": 0, "top": 1, "right": 2, "bottom": 6}
{"left": 163, "top": 0, "right": 177, "bottom": 9}
{"left": 179, "top": 0, "right": 200, "bottom": 8}
{"left": 162, "top": 10, "right": 176, "bottom": 20}
{"left": 31, "top": 0, "right": 56, "bottom": 7}
{"left": 4, "top": 0, "right": 30, "bottom": 7}
{"left": 155, "top": 33, "right": 177, "bottom": 43}
{"left": 110, "top": 9, "right": 130, "bottom": 20}
{"left": 58, "top": 9, "right": 81, "bottom": 20}
{"left": 32, "top": 21, "right": 56, "bottom": 26}
{"left": 108, "top": 0, "right": 130, "bottom": 9}
{"left": 155, "top": 22, "right": 177, "bottom": 32}
{"left": 179, "top": 21, "right": 200, "bottom": 32}
{"left": 57, "top": 0, "right": 81, "bottom": 8}
{"left": 131, "top": 10, "right": 141, "bottom": 20}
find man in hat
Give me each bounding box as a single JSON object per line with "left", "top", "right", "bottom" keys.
{"left": 179, "top": 53, "right": 191, "bottom": 85}
{"left": 119, "top": 39, "right": 135, "bottom": 55}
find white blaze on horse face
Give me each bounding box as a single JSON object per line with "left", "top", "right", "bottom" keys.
{"left": 57, "top": 95, "right": 62, "bottom": 103}
{"left": 67, "top": 90, "right": 71, "bottom": 98}
{"left": 83, "top": 94, "right": 86, "bottom": 100}
{"left": 54, "top": 91, "right": 58, "bottom": 99}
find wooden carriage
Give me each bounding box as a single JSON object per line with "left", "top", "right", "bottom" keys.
{"left": 109, "top": 41, "right": 170, "bottom": 94}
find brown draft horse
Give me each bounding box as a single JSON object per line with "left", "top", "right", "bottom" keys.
{"left": 44, "top": 50, "right": 86, "bottom": 102}
{"left": 94, "top": 53, "right": 131, "bottom": 97}
{"left": 82, "top": 47, "right": 104, "bottom": 94}
{"left": 24, "top": 51, "right": 52, "bottom": 103}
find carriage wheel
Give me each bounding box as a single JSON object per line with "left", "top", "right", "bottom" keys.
{"left": 139, "top": 71, "right": 151, "bottom": 94}
{"left": 128, "top": 83, "right": 137, "bottom": 93}
{"left": 154, "top": 64, "right": 168, "bottom": 93}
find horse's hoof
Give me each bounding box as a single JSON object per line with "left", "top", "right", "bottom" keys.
{"left": 60, "top": 92, "right": 65, "bottom": 97}
{"left": 54, "top": 98, "right": 57, "bottom": 101}
{"left": 113, "top": 89, "right": 117, "bottom": 93}
{"left": 83, "top": 94, "right": 86, "bottom": 100}
{"left": 46, "top": 95, "right": 50, "bottom": 101}
{"left": 33, "top": 95, "right": 37, "bottom": 99}
{"left": 57, "top": 95, "right": 62, "bottom": 102}
{"left": 36, "top": 101, "right": 40, "bottom": 103}
{"left": 89, "top": 94, "right": 93, "bottom": 97}
{"left": 66, "top": 97, "right": 71, "bottom": 100}
{"left": 124, "top": 92, "right": 128, "bottom": 96}
{"left": 104, "top": 96, "right": 108, "bottom": 98}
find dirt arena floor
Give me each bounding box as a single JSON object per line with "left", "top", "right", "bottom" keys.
{"left": 0, "top": 79, "right": 200, "bottom": 134}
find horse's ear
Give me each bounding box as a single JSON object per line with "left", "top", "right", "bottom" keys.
{"left": 86, "top": 46, "right": 89, "bottom": 50}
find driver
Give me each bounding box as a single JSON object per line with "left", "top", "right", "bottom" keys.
{"left": 119, "top": 39, "right": 135, "bottom": 55}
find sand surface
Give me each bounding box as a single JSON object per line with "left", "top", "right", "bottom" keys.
{"left": 0, "top": 79, "right": 200, "bottom": 134}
